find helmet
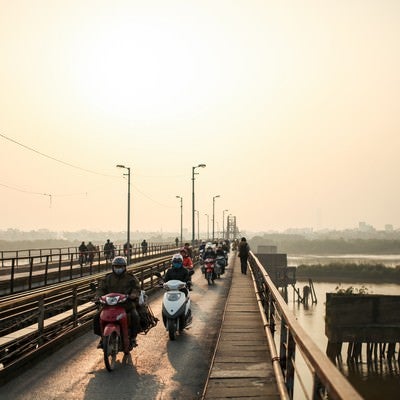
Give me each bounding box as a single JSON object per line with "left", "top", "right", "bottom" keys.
{"left": 171, "top": 254, "right": 183, "bottom": 268}
{"left": 206, "top": 242, "right": 213, "bottom": 249}
{"left": 112, "top": 256, "right": 127, "bottom": 275}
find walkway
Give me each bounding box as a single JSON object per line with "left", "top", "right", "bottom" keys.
{"left": 202, "top": 255, "right": 281, "bottom": 399}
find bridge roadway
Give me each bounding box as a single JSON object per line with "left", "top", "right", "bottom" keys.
{"left": 0, "top": 254, "right": 281, "bottom": 400}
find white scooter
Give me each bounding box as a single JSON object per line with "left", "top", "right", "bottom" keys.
{"left": 154, "top": 271, "right": 193, "bottom": 340}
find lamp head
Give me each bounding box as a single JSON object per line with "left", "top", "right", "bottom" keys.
{"left": 116, "top": 164, "right": 125, "bottom": 168}
{"left": 198, "top": 163, "right": 206, "bottom": 168}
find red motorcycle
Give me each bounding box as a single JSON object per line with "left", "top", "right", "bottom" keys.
{"left": 98, "top": 292, "right": 133, "bottom": 371}
{"left": 203, "top": 257, "right": 216, "bottom": 285}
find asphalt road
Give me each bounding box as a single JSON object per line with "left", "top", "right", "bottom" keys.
{"left": 0, "top": 256, "right": 234, "bottom": 400}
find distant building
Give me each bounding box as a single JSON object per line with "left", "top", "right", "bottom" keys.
{"left": 385, "top": 224, "right": 393, "bottom": 232}
{"left": 358, "top": 221, "right": 375, "bottom": 232}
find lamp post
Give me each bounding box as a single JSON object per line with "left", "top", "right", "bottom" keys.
{"left": 212, "top": 195, "right": 220, "bottom": 241}
{"left": 176, "top": 196, "right": 183, "bottom": 246}
{"left": 222, "top": 209, "right": 229, "bottom": 239}
{"left": 192, "top": 163, "right": 206, "bottom": 245}
{"left": 116, "top": 164, "right": 131, "bottom": 265}
{"left": 195, "top": 210, "right": 200, "bottom": 241}
{"left": 205, "top": 214, "right": 209, "bottom": 240}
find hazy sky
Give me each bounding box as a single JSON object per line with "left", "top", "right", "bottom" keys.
{"left": 1, "top": 0, "right": 399, "bottom": 235}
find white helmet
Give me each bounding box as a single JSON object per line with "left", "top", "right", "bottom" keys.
{"left": 171, "top": 253, "right": 183, "bottom": 268}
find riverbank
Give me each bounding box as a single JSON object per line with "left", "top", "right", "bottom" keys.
{"left": 295, "top": 262, "right": 400, "bottom": 283}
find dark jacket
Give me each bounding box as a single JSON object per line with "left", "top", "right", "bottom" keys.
{"left": 238, "top": 241, "right": 250, "bottom": 258}
{"left": 96, "top": 271, "right": 140, "bottom": 298}
{"left": 165, "top": 266, "right": 190, "bottom": 283}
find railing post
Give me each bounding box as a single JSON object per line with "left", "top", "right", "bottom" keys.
{"left": 44, "top": 255, "right": 50, "bottom": 286}
{"left": 286, "top": 331, "right": 296, "bottom": 398}
{"left": 29, "top": 257, "right": 34, "bottom": 290}
{"left": 72, "top": 287, "right": 78, "bottom": 327}
{"left": 10, "top": 258, "right": 16, "bottom": 294}
{"left": 38, "top": 297, "right": 45, "bottom": 345}
{"left": 58, "top": 253, "right": 62, "bottom": 282}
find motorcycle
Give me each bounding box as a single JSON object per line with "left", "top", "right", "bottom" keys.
{"left": 215, "top": 255, "right": 226, "bottom": 278}
{"left": 154, "top": 271, "right": 193, "bottom": 340}
{"left": 203, "top": 257, "right": 216, "bottom": 285}
{"left": 97, "top": 292, "right": 134, "bottom": 371}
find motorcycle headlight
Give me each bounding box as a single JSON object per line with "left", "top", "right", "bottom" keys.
{"left": 105, "top": 295, "right": 120, "bottom": 305}
{"left": 167, "top": 293, "right": 182, "bottom": 301}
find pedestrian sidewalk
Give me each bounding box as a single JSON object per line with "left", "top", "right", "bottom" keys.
{"left": 202, "top": 255, "right": 281, "bottom": 399}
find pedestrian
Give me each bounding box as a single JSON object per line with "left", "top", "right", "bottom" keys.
{"left": 175, "top": 237, "right": 179, "bottom": 247}
{"left": 141, "top": 239, "right": 148, "bottom": 255}
{"left": 238, "top": 237, "right": 250, "bottom": 274}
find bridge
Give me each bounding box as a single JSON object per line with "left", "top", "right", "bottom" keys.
{"left": 0, "top": 244, "right": 363, "bottom": 399}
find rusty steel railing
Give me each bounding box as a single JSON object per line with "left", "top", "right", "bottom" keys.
{"left": 248, "top": 251, "right": 363, "bottom": 400}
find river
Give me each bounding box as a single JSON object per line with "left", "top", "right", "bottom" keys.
{"left": 283, "top": 255, "right": 400, "bottom": 400}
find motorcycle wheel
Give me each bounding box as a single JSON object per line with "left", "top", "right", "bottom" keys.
{"left": 168, "top": 319, "right": 176, "bottom": 340}
{"left": 103, "top": 332, "right": 119, "bottom": 371}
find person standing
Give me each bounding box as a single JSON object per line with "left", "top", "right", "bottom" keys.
{"left": 238, "top": 237, "right": 250, "bottom": 275}
{"left": 141, "top": 239, "right": 148, "bottom": 256}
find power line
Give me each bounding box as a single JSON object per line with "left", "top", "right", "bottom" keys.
{"left": 0, "top": 131, "right": 118, "bottom": 178}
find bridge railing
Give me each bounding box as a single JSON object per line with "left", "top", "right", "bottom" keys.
{"left": 249, "top": 252, "right": 363, "bottom": 400}
{"left": 0, "top": 243, "right": 177, "bottom": 295}
{"left": 0, "top": 242, "right": 175, "bottom": 268}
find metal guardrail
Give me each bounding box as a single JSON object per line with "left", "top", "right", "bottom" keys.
{"left": 0, "top": 242, "right": 175, "bottom": 268}
{"left": 0, "top": 244, "right": 176, "bottom": 295}
{"left": 0, "top": 256, "right": 175, "bottom": 385}
{"left": 249, "top": 251, "right": 363, "bottom": 400}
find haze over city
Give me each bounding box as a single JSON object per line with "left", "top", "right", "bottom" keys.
{"left": 1, "top": 1, "right": 399, "bottom": 235}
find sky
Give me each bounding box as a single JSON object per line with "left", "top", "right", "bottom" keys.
{"left": 1, "top": 0, "right": 400, "bottom": 236}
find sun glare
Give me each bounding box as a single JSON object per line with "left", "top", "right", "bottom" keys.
{"left": 70, "top": 18, "right": 213, "bottom": 120}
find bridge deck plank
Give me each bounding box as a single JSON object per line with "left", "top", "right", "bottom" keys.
{"left": 203, "top": 256, "right": 280, "bottom": 399}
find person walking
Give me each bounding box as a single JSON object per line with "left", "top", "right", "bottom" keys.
{"left": 238, "top": 237, "right": 250, "bottom": 274}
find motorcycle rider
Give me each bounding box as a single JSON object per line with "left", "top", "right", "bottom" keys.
{"left": 201, "top": 243, "right": 217, "bottom": 279}
{"left": 165, "top": 254, "right": 190, "bottom": 295}
{"left": 202, "top": 242, "right": 216, "bottom": 261}
{"left": 180, "top": 248, "right": 194, "bottom": 290}
{"left": 94, "top": 256, "right": 141, "bottom": 348}
{"left": 215, "top": 243, "right": 227, "bottom": 274}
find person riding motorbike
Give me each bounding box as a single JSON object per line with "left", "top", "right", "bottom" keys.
{"left": 201, "top": 243, "right": 217, "bottom": 279}
{"left": 202, "top": 242, "right": 216, "bottom": 261}
{"left": 164, "top": 254, "right": 190, "bottom": 295}
{"left": 215, "top": 243, "right": 227, "bottom": 274}
{"left": 180, "top": 248, "right": 194, "bottom": 290}
{"left": 94, "top": 256, "right": 141, "bottom": 348}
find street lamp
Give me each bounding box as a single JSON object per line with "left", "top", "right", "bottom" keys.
{"left": 212, "top": 195, "right": 220, "bottom": 241}
{"left": 195, "top": 210, "right": 200, "bottom": 241}
{"left": 192, "top": 163, "right": 206, "bottom": 245}
{"left": 116, "top": 164, "right": 131, "bottom": 265}
{"left": 222, "top": 209, "right": 229, "bottom": 239}
{"left": 176, "top": 196, "right": 183, "bottom": 246}
{"left": 205, "top": 214, "right": 209, "bottom": 239}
